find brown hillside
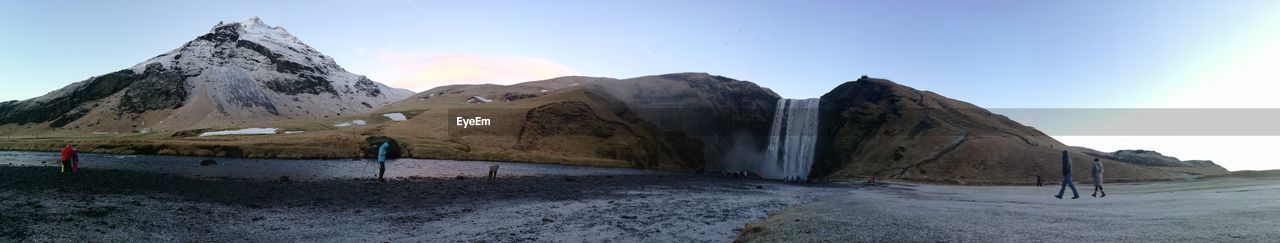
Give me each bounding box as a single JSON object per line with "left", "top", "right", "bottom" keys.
{"left": 814, "top": 77, "right": 1228, "bottom": 184}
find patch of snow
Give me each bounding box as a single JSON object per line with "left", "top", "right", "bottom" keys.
{"left": 199, "top": 128, "right": 278, "bottom": 137}
{"left": 333, "top": 120, "right": 367, "bottom": 127}
{"left": 540, "top": 89, "right": 549, "bottom": 93}
{"left": 466, "top": 96, "right": 493, "bottom": 103}
{"left": 284, "top": 131, "right": 304, "bottom": 134}
{"left": 382, "top": 113, "right": 407, "bottom": 121}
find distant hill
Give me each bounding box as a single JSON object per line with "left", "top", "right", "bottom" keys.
{"left": 1082, "top": 149, "right": 1224, "bottom": 169}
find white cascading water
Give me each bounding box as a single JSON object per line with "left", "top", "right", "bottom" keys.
{"left": 761, "top": 98, "right": 820, "bottom": 180}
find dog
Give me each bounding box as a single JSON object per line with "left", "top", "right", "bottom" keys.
{"left": 488, "top": 164, "right": 499, "bottom": 181}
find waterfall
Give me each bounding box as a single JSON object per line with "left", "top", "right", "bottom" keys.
{"left": 761, "top": 98, "right": 820, "bottom": 180}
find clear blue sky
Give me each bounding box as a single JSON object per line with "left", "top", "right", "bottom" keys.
{"left": 3, "top": 0, "right": 1280, "bottom": 169}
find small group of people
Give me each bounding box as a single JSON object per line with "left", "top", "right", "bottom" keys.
{"left": 723, "top": 170, "right": 759, "bottom": 179}
{"left": 58, "top": 144, "right": 80, "bottom": 174}
{"left": 783, "top": 176, "right": 813, "bottom": 183}
{"left": 719, "top": 170, "right": 818, "bottom": 183}
{"left": 1053, "top": 150, "right": 1106, "bottom": 199}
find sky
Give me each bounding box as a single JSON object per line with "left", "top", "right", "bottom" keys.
{"left": 2, "top": 0, "right": 1280, "bottom": 170}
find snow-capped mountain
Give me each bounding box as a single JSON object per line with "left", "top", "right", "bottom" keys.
{"left": 0, "top": 17, "right": 413, "bottom": 132}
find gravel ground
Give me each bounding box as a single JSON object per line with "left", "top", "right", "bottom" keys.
{"left": 0, "top": 166, "right": 842, "bottom": 242}
{"left": 736, "top": 177, "right": 1280, "bottom": 242}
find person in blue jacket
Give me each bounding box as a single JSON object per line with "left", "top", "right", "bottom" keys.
{"left": 1055, "top": 150, "right": 1080, "bottom": 199}
{"left": 377, "top": 141, "right": 389, "bottom": 181}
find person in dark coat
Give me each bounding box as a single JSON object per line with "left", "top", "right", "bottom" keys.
{"left": 1054, "top": 150, "right": 1079, "bottom": 199}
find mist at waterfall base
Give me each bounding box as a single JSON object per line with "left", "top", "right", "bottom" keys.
{"left": 717, "top": 98, "right": 821, "bottom": 180}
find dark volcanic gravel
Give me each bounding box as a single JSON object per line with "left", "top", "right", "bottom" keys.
{"left": 0, "top": 166, "right": 838, "bottom": 242}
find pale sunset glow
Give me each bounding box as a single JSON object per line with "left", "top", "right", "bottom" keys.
{"left": 377, "top": 51, "right": 579, "bottom": 91}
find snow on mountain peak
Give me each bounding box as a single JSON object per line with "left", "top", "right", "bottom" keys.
{"left": 207, "top": 17, "right": 294, "bottom": 43}
{"left": 213, "top": 17, "right": 271, "bottom": 30}
{"left": 136, "top": 17, "right": 330, "bottom": 75}
{"left": 108, "top": 17, "right": 415, "bottom": 127}
{"left": 247, "top": 16, "right": 265, "bottom": 25}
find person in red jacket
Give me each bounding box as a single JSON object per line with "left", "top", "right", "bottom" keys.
{"left": 59, "top": 144, "right": 79, "bottom": 174}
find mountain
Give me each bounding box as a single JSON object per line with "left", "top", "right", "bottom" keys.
{"left": 814, "top": 77, "right": 1228, "bottom": 183}
{"left": 0, "top": 17, "right": 412, "bottom": 133}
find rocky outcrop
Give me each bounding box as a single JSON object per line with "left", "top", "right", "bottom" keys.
{"left": 364, "top": 136, "right": 403, "bottom": 159}
{"left": 118, "top": 63, "right": 189, "bottom": 114}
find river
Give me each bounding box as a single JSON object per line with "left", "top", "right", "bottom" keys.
{"left": 0, "top": 150, "right": 671, "bottom": 181}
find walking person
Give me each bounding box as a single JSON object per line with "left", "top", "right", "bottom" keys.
{"left": 1054, "top": 150, "right": 1080, "bottom": 199}
{"left": 1036, "top": 175, "right": 1043, "bottom": 187}
{"left": 377, "top": 141, "right": 389, "bottom": 182}
{"left": 1092, "top": 158, "right": 1106, "bottom": 197}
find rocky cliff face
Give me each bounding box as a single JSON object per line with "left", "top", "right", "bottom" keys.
{"left": 0, "top": 63, "right": 185, "bottom": 128}
{"left": 0, "top": 17, "right": 412, "bottom": 133}
{"left": 814, "top": 77, "right": 1228, "bottom": 183}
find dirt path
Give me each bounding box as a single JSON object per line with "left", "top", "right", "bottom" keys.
{"left": 0, "top": 166, "right": 842, "bottom": 242}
